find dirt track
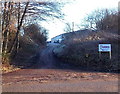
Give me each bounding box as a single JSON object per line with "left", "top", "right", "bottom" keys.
{"left": 2, "top": 43, "right": 119, "bottom": 92}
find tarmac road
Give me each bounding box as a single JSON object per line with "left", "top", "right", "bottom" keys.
{"left": 2, "top": 43, "right": 119, "bottom": 92}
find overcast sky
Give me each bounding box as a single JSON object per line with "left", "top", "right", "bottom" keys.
{"left": 40, "top": 0, "right": 119, "bottom": 41}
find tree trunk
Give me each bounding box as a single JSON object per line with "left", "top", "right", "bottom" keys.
{"left": 2, "top": 2, "right": 7, "bottom": 53}
{"left": 4, "top": 2, "right": 11, "bottom": 53}
{"left": 8, "top": 2, "right": 29, "bottom": 54}
{"left": 12, "top": 2, "right": 20, "bottom": 57}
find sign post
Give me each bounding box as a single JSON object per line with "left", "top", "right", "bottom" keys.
{"left": 98, "top": 44, "right": 111, "bottom": 59}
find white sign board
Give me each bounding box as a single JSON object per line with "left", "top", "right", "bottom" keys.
{"left": 99, "top": 44, "right": 111, "bottom": 52}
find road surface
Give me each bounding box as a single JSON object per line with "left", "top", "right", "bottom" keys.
{"left": 2, "top": 43, "right": 119, "bottom": 92}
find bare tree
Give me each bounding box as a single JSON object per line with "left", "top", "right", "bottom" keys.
{"left": 1, "top": 1, "right": 65, "bottom": 63}
{"left": 64, "top": 22, "right": 72, "bottom": 33}
{"left": 24, "top": 24, "right": 47, "bottom": 45}
{"left": 82, "top": 8, "right": 118, "bottom": 31}
{"left": 8, "top": 2, "right": 29, "bottom": 55}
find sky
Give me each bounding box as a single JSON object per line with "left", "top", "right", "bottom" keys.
{"left": 40, "top": 0, "right": 119, "bottom": 41}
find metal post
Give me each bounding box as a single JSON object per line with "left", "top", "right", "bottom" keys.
{"left": 72, "top": 22, "right": 74, "bottom": 32}
{"left": 99, "top": 51, "right": 101, "bottom": 59}
{"left": 110, "top": 51, "right": 111, "bottom": 59}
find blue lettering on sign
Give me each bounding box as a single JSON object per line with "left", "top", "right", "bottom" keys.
{"left": 99, "top": 44, "right": 111, "bottom": 52}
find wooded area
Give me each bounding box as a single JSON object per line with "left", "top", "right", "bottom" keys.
{"left": 83, "top": 9, "right": 119, "bottom": 33}
{"left": 1, "top": 1, "right": 64, "bottom": 67}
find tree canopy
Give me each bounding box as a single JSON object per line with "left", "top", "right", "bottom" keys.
{"left": 1, "top": 1, "right": 66, "bottom": 64}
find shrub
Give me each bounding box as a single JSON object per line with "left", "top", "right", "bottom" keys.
{"left": 54, "top": 31, "right": 120, "bottom": 72}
